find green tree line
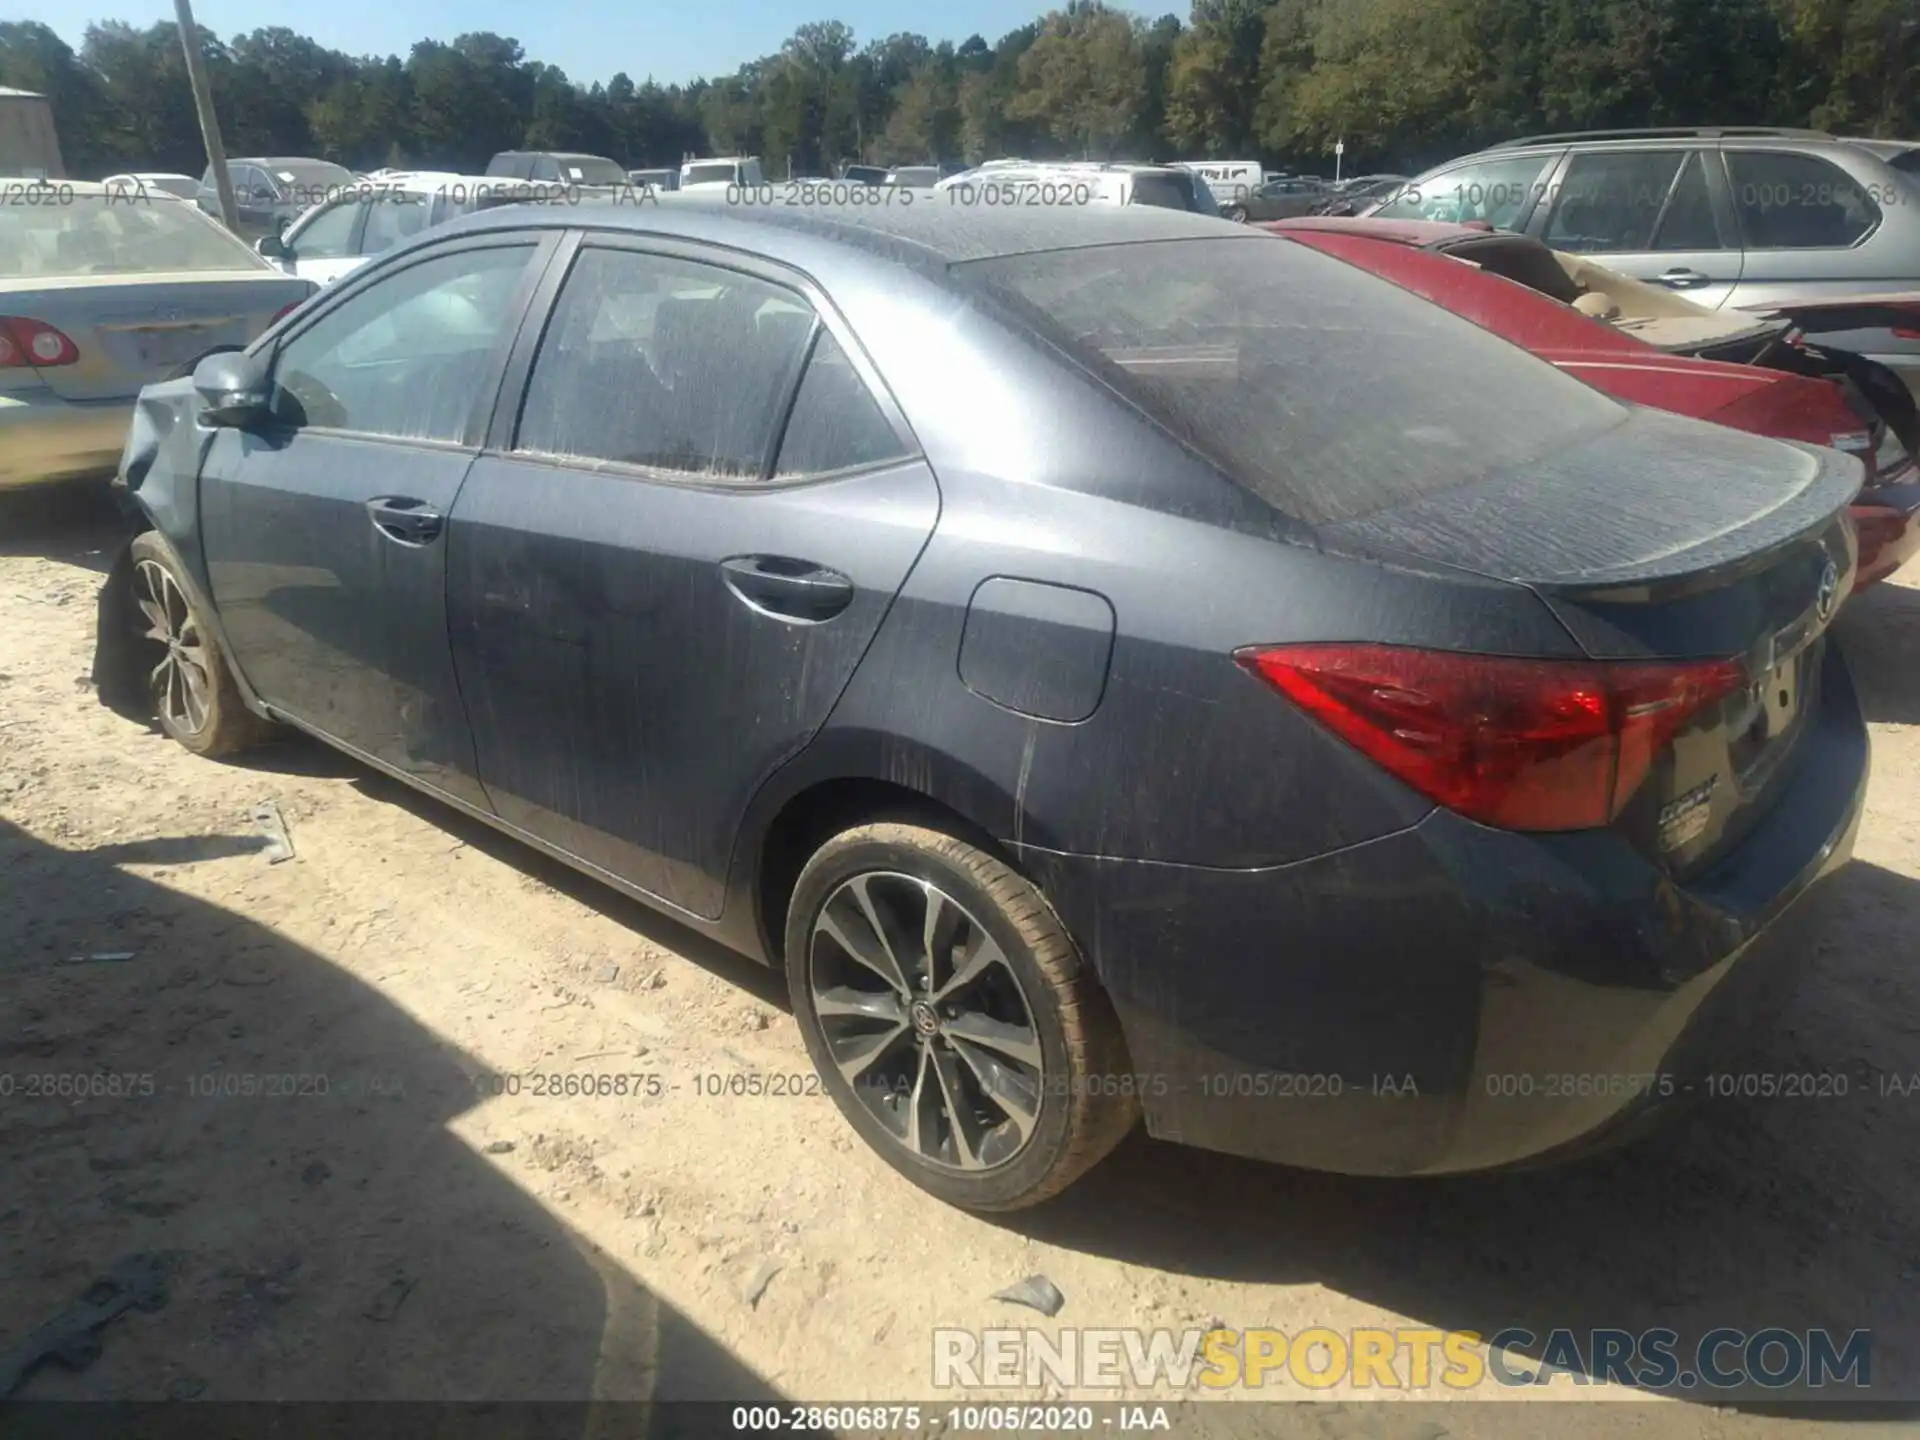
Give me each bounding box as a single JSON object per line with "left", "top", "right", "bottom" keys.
{"left": 1, "top": 0, "right": 1912, "bottom": 181}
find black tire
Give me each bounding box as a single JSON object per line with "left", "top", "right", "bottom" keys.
{"left": 128, "top": 531, "right": 270, "bottom": 758}
{"left": 1224, "top": 204, "right": 1249, "bottom": 223}
{"left": 785, "top": 821, "right": 1137, "bottom": 1211}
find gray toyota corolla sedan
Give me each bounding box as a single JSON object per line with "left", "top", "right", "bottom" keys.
{"left": 94, "top": 198, "right": 1868, "bottom": 1211}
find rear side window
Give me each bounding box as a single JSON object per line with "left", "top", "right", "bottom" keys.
{"left": 957, "top": 237, "right": 1625, "bottom": 527}
{"left": 515, "top": 247, "right": 816, "bottom": 477}
{"left": 1544, "top": 149, "right": 1687, "bottom": 252}
{"left": 1727, "top": 151, "right": 1881, "bottom": 248}
{"left": 1890, "top": 151, "right": 1920, "bottom": 177}
{"left": 774, "top": 331, "right": 908, "bottom": 478}
{"left": 1653, "top": 153, "right": 1722, "bottom": 249}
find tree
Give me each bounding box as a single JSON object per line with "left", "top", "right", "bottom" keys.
{"left": 1010, "top": 4, "right": 1150, "bottom": 159}
{"left": 1165, "top": 0, "right": 1273, "bottom": 155}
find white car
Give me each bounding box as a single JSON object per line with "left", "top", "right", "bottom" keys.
{"left": 99, "top": 172, "right": 198, "bottom": 201}
{"left": 258, "top": 172, "right": 569, "bottom": 288}
{"left": 680, "top": 156, "right": 765, "bottom": 190}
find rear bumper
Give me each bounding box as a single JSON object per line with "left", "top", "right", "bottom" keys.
{"left": 1850, "top": 483, "right": 1920, "bottom": 588}
{"left": 0, "top": 390, "right": 134, "bottom": 489}
{"left": 1015, "top": 645, "right": 1870, "bottom": 1176}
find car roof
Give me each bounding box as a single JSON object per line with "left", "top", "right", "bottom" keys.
{"left": 447, "top": 193, "right": 1242, "bottom": 265}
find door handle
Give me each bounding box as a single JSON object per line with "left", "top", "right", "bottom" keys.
{"left": 719, "top": 555, "right": 854, "bottom": 622}
{"left": 366, "top": 495, "right": 444, "bottom": 545}
{"left": 1657, "top": 267, "right": 1712, "bottom": 289}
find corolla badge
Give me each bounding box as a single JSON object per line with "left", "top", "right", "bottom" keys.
{"left": 1816, "top": 559, "right": 1841, "bottom": 623}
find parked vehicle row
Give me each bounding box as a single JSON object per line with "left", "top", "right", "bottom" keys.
{"left": 88, "top": 194, "right": 1873, "bottom": 1213}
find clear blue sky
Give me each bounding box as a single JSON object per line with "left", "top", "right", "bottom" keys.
{"left": 15, "top": 1, "right": 1166, "bottom": 88}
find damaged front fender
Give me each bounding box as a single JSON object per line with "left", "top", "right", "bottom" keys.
{"left": 91, "top": 376, "right": 230, "bottom": 723}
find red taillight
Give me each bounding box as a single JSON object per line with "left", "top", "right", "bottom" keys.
{"left": 271, "top": 301, "right": 303, "bottom": 324}
{"left": 1237, "top": 644, "right": 1745, "bottom": 831}
{"left": 0, "top": 316, "right": 79, "bottom": 368}
{"left": 1892, "top": 327, "right": 1920, "bottom": 342}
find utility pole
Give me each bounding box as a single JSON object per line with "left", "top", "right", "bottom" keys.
{"left": 174, "top": 0, "right": 238, "bottom": 233}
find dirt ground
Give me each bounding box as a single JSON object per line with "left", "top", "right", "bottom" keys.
{"left": 1, "top": 483, "right": 1916, "bottom": 1437}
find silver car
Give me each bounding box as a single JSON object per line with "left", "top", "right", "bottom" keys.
{"left": 1369, "top": 126, "right": 1920, "bottom": 397}
{"left": 1370, "top": 128, "right": 1916, "bottom": 302}
{"left": 1, "top": 181, "right": 315, "bottom": 489}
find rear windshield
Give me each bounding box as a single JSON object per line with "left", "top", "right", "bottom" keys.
{"left": 683, "top": 163, "right": 739, "bottom": 186}
{"left": 271, "top": 161, "right": 356, "bottom": 190}
{"left": 0, "top": 194, "right": 267, "bottom": 279}
{"left": 555, "top": 155, "right": 627, "bottom": 186}
{"left": 956, "top": 236, "right": 1625, "bottom": 526}
{"left": 1129, "top": 173, "right": 1206, "bottom": 212}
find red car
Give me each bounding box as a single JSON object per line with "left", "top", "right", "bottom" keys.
{"left": 1265, "top": 217, "right": 1920, "bottom": 588}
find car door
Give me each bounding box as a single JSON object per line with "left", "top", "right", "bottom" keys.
{"left": 445, "top": 235, "right": 941, "bottom": 919}
{"left": 1721, "top": 147, "right": 1891, "bottom": 306}
{"left": 280, "top": 193, "right": 369, "bottom": 287}
{"left": 1533, "top": 147, "right": 1745, "bottom": 307}
{"left": 199, "top": 233, "right": 557, "bottom": 807}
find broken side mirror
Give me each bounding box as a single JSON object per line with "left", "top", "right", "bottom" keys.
{"left": 192, "top": 349, "right": 271, "bottom": 428}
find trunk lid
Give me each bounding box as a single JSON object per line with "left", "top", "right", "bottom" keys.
{"left": 1320, "top": 406, "right": 1861, "bottom": 874}
{"left": 0, "top": 272, "right": 311, "bottom": 402}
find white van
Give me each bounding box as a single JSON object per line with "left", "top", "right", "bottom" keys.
{"left": 680, "top": 156, "right": 765, "bottom": 190}
{"left": 1173, "top": 159, "right": 1262, "bottom": 211}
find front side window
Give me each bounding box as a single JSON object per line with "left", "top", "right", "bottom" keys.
{"left": 288, "top": 197, "right": 364, "bottom": 259}
{"left": 1371, "top": 154, "right": 1556, "bottom": 230}
{"left": 269, "top": 243, "right": 534, "bottom": 441}
{"left": 1727, "top": 151, "right": 1881, "bottom": 249}
{"left": 360, "top": 192, "right": 433, "bottom": 254}
{"left": 1543, "top": 149, "right": 1688, "bottom": 252}
{"left": 515, "top": 247, "right": 817, "bottom": 477}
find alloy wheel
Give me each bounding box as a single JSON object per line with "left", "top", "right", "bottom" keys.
{"left": 809, "top": 871, "right": 1045, "bottom": 1172}
{"left": 134, "top": 559, "right": 211, "bottom": 735}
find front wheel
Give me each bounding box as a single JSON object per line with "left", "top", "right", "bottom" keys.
{"left": 1224, "top": 204, "right": 1249, "bottom": 223}
{"left": 786, "top": 822, "right": 1138, "bottom": 1211}
{"left": 128, "top": 531, "right": 270, "bottom": 757}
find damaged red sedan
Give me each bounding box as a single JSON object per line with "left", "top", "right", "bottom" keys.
{"left": 1267, "top": 217, "right": 1920, "bottom": 589}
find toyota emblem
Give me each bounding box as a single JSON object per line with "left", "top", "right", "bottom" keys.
{"left": 1816, "top": 559, "right": 1840, "bottom": 622}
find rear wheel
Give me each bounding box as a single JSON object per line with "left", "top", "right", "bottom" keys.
{"left": 1224, "top": 204, "right": 1249, "bottom": 223}
{"left": 785, "top": 822, "right": 1137, "bottom": 1211}
{"left": 129, "top": 531, "right": 269, "bottom": 757}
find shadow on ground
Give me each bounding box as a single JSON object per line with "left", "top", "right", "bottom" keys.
{"left": 1013, "top": 854, "right": 1920, "bottom": 1412}
{"left": 0, "top": 818, "right": 783, "bottom": 1405}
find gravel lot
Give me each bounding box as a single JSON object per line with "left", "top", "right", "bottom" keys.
{"left": 1, "top": 484, "right": 1915, "bottom": 1435}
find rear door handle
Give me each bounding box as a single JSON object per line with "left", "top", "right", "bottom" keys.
{"left": 719, "top": 555, "right": 854, "bottom": 622}
{"left": 366, "top": 495, "right": 444, "bottom": 545}
{"left": 1657, "top": 267, "right": 1712, "bottom": 289}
